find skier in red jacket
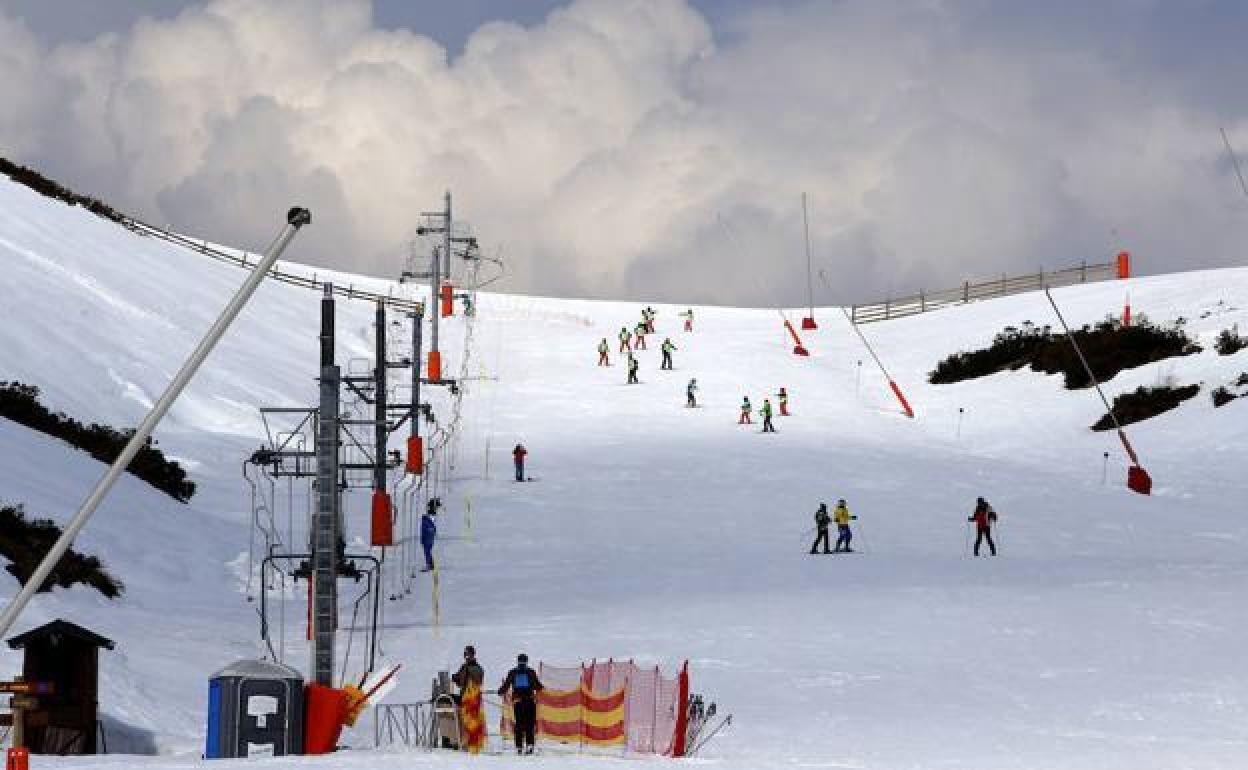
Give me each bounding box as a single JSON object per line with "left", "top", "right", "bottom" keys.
{"left": 513, "top": 444, "right": 528, "bottom": 482}
{"left": 968, "top": 497, "right": 998, "bottom": 556}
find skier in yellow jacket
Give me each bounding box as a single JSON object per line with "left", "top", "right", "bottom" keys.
{"left": 833, "top": 499, "right": 857, "bottom": 552}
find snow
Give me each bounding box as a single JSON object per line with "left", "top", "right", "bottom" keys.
{"left": 2, "top": 173, "right": 1248, "bottom": 768}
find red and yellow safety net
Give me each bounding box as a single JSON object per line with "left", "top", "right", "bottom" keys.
{"left": 500, "top": 683, "right": 626, "bottom": 747}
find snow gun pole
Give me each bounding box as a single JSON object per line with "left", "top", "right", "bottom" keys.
{"left": 0, "top": 207, "right": 311, "bottom": 639}
{"left": 840, "top": 308, "right": 914, "bottom": 418}
{"left": 780, "top": 311, "right": 810, "bottom": 356}
{"left": 1044, "top": 289, "right": 1152, "bottom": 495}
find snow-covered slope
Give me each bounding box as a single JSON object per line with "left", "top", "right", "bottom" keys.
{"left": 2, "top": 172, "right": 1248, "bottom": 769}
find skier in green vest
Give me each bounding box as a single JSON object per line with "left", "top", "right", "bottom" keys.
{"left": 760, "top": 399, "right": 776, "bottom": 433}
{"left": 661, "top": 338, "right": 677, "bottom": 370}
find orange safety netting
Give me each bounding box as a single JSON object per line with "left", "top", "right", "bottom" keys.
{"left": 498, "top": 660, "right": 689, "bottom": 755}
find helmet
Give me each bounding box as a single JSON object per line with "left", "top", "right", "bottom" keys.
{"left": 464, "top": 645, "right": 476, "bottom": 657}
{"left": 837, "top": 498, "right": 846, "bottom": 505}
{"left": 517, "top": 653, "right": 529, "bottom": 664}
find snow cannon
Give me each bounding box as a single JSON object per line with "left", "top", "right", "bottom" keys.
{"left": 370, "top": 490, "right": 393, "bottom": 547}
{"left": 303, "top": 683, "right": 348, "bottom": 754}
{"left": 6, "top": 748, "right": 28, "bottom": 770}
{"left": 783, "top": 319, "right": 810, "bottom": 356}
{"left": 440, "top": 282, "right": 454, "bottom": 317}
{"left": 801, "top": 316, "right": 818, "bottom": 330}
{"left": 405, "top": 436, "right": 424, "bottom": 475}
{"left": 1127, "top": 464, "right": 1152, "bottom": 495}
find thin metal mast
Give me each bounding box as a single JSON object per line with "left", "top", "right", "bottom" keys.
{"left": 802, "top": 192, "right": 814, "bottom": 320}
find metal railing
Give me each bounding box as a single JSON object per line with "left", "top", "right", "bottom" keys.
{"left": 373, "top": 700, "right": 439, "bottom": 750}
{"left": 122, "top": 217, "right": 425, "bottom": 314}
{"left": 849, "top": 260, "right": 1119, "bottom": 324}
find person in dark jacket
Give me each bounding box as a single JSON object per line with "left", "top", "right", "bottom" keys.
{"left": 452, "top": 644, "right": 484, "bottom": 702}
{"left": 968, "top": 497, "right": 998, "bottom": 556}
{"left": 809, "top": 503, "right": 831, "bottom": 554}
{"left": 420, "top": 498, "right": 440, "bottom": 571}
{"left": 627, "top": 353, "right": 640, "bottom": 384}
{"left": 499, "top": 653, "right": 544, "bottom": 754}
{"left": 513, "top": 443, "right": 528, "bottom": 482}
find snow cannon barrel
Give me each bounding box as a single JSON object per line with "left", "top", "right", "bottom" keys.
{"left": 1116, "top": 250, "right": 1131, "bottom": 279}
{"left": 303, "top": 683, "right": 348, "bottom": 755}
{"left": 440, "top": 282, "right": 454, "bottom": 317}
{"left": 1127, "top": 465, "right": 1152, "bottom": 495}
{"left": 427, "top": 351, "right": 442, "bottom": 382}
{"left": 406, "top": 436, "right": 424, "bottom": 475}
{"left": 783, "top": 319, "right": 810, "bottom": 356}
{"left": 371, "top": 490, "right": 393, "bottom": 547}
{"left": 801, "top": 316, "right": 817, "bottom": 330}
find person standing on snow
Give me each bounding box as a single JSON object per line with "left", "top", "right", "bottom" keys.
{"left": 633, "top": 321, "right": 648, "bottom": 350}
{"left": 618, "top": 326, "right": 632, "bottom": 353}
{"left": 686, "top": 378, "right": 698, "bottom": 407}
{"left": 833, "top": 499, "right": 857, "bottom": 552}
{"left": 809, "top": 503, "right": 832, "bottom": 554}
{"left": 968, "top": 497, "right": 998, "bottom": 556}
{"left": 760, "top": 399, "right": 776, "bottom": 432}
{"left": 627, "top": 353, "right": 640, "bottom": 384}
{"left": 513, "top": 443, "right": 528, "bottom": 482}
{"left": 498, "top": 653, "right": 545, "bottom": 755}
{"left": 644, "top": 306, "right": 656, "bottom": 333}
{"left": 661, "top": 338, "right": 677, "bottom": 370}
{"left": 778, "top": 387, "right": 790, "bottom": 416}
{"left": 453, "top": 644, "right": 485, "bottom": 700}
{"left": 597, "top": 338, "right": 610, "bottom": 366}
{"left": 681, "top": 308, "right": 694, "bottom": 332}
{"left": 420, "top": 498, "right": 440, "bottom": 572}
{"left": 739, "top": 397, "right": 753, "bottom": 424}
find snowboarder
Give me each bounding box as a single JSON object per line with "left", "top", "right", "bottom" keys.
{"left": 809, "top": 503, "right": 831, "bottom": 554}
{"left": 681, "top": 308, "right": 694, "bottom": 332}
{"left": 420, "top": 498, "right": 439, "bottom": 571}
{"left": 968, "top": 497, "right": 998, "bottom": 556}
{"left": 627, "top": 353, "right": 640, "bottom": 384}
{"left": 513, "top": 443, "right": 528, "bottom": 482}
{"left": 833, "top": 499, "right": 857, "bottom": 552}
{"left": 661, "top": 338, "right": 677, "bottom": 370}
{"left": 739, "top": 397, "right": 752, "bottom": 424}
{"left": 597, "top": 338, "right": 610, "bottom": 366}
{"left": 633, "top": 321, "right": 647, "bottom": 350}
{"left": 453, "top": 644, "right": 485, "bottom": 700}
{"left": 686, "top": 378, "right": 698, "bottom": 407}
{"left": 760, "top": 399, "right": 776, "bottom": 432}
{"left": 498, "top": 653, "right": 544, "bottom": 755}
{"left": 618, "top": 326, "right": 632, "bottom": 353}
{"left": 778, "top": 387, "right": 789, "bottom": 416}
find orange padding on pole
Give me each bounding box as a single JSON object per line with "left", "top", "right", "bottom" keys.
{"left": 304, "top": 683, "right": 348, "bottom": 754}
{"left": 7, "top": 748, "right": 30, "bottom": 770}
{"left": 440, "top": 282, "right": 454, "bottom": 317}
{"left": 1116, "top": 250, "right": 1131, "bottom": 279}
{"left": 370, "top": 490, "right": 393, "bottom": 546}
{"left": 889, "top": 380, "right": 915, "bottom": 418}
{"left": 427, "top": 350, "right": 442, "bottom": 382}
{"left": 405, "top": 435, "right": 423, "bottom": 475}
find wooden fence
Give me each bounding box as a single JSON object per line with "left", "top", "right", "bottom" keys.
{"left": 849, "top": 259, "right": 1124, "bottom": 324}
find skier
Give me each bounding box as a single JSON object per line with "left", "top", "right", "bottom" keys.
{"left": 968, "top": 497, "right": 998, "bottom": 556}
{"left": 686, "top": 378, "right": 698, "bottom": 408}
{"left": 597, "top": 338, "right": 610, "bottom": 366}
{"left": 627, "top": 353, "right": 640, "bottom": 384}
{"left": 453, "top": 644, "right": 485, "bottom": 700}
{"left": 420, "top": 498, "right": 439, "bottom": 572}
{"left": 778, "top": 387, "right": 789, "bottom": 416}
{"left": 760, "top": 399, "right": 776, "bottom": 432}
{"left": 498, "top": 653, "right": 544, "bottom": 755}
{"left": 809, "top": 503, "right": 831, "bottom": 554}
{"left": 681, "top": 308, "right": 694, "bottom": 332}
{"left": 633, "top": 321, "right": 648, "bottom": 350}
{"left": 618, "top": 326, "right": 632, "bottom": 353}
{"left": 661, "top": 338, "right": 677, "bottom": 370}
{"left": 644, "top": 306, "right": 656, "bottom": 333}
{"left": 833, "top": 499, "right": 857, "bottom": 552}
{"left": 739, "top": 397, "right": 752, "bottom": 425}
{"left": 513, "top": 443, "right": 528, "bottom": 482}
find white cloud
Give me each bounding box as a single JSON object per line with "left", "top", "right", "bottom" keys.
{"left": 1, "top": 0, "right": 1245, "bottom": 305}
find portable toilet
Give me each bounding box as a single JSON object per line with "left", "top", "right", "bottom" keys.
{"left": 206, "top": 660, "right": 304, "bottom": 759}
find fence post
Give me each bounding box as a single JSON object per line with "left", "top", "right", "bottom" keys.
{"left": 920, "top": 290, "right": 926, "bottom": 312}
{"left": 1039, "top": 267, "right": 1045, "bottom": 289}
{"left": 1000, "top": 273, "right": 1006, "bottom": 297}
{"left": 963, "top": 281, "right": 969, "bottom": 302}
{"left": 884, "top": 298, "right": 891, "bottom": 320}
{"left": 1080, "top": 260, "right": 1087, "bottom": 282}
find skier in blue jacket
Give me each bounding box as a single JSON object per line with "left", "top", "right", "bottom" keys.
{"left": 420, "top": 498, "right": 440, "bottom": 572}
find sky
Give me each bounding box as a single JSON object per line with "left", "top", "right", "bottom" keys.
{"left": 1, "top": 0, "right": 1246, "bottom": 307}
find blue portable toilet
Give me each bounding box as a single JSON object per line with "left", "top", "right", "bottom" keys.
{"left": 206, "top": 660, "right": 304, "bottom": 759}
